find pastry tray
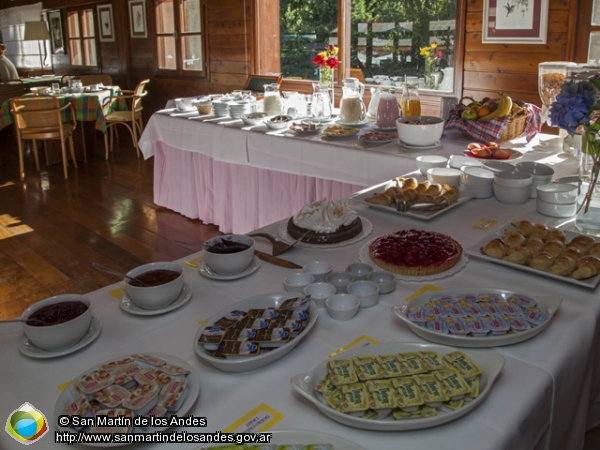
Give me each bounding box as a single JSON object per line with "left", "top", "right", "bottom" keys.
{"left": 465, "top": 220, "right": 600, "bottom": 289}
{"left": 349, "top": 180, "right": 475, "bottom": 221}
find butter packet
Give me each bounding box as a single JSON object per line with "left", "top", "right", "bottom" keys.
{"left": 224, "top": 327, "right": 258, "bottom": 342}
{"left": 496, "top": 301, "right": 523, "bottom": 316}
{"left": 63, "top": 394, "right": 91, "bottom": 417}
{"left": 417, "top": 351, "right": 446, "bottom": 371}
{"left": 365, "top": 379, "right": 395, "bottom": 410}
{"left": 375, "top": 355, "right": 404, "bottom": 378}
{"left": 240, "top": 317, "right": 271, "bottom": 330}
{"left": 340, "top": 382, "right": 369, "bottom": 413}
{"left": 406, "top": 307, "right": 427, "bottom": 323}
{"left": 285, "top": 309, "right": 309, "bottom": 322}
{"left": 277, "top": 296, "right": 310, "bottom": 310}
{"left": 93, "top": 385, "right": 130, "bottom": 409}
{"left": 159, "top": 364, "right": 190, "bottom": 376}
{"left": 507, "top": 294, "right": 537, "bottom": 308}
{"left": 392, "top": 405, "right": 437, "bottom": 420}
{"left": 248, "top": 309, "right": 282, "bottom": 320}
{"left": 314, "top": 376, "right": 339, "bottom": 398}
{"left": 123, "top": 384, "right": 159, "bottom": 415}
{"left": 503, "top": 315, "right": 531, "bottom": 332}
{"left": 352, "top": 356, "right": 381, "bottom": 381}
{"left": 443, "top": 398, "right": 465, "bottom": 411}
{"left": 466, "top": 376, "right": 480, "bottom": 401}
{"left": 100, "top": 358, "right": 134, "bottom": 372}
{"left": 254, "top": 327, "right": 291, "bottom": 347}
{"left": 198, "top": 326, "right": 227, "bottom": 351}
{"left": 445, "top": 317, "right": 470, "bottom": 335}
{"left": 479, "top": 302, "right": 501, "bottom": 316}
{"left": 221, "top": 341, "right": 261, "bottom": 358}
{"left": 522, "top": 310, "right": 547, "bottom": 326}
{"left": 76, "top": 370, "right": 114, "bottom": 398}
{"left": 270, "top": 319, "right": 303, "bottom": 336}
{"left": 433, "top": 368, "right": 472, "bottom": 400}
{"left": 464, "top": 316, "right": 490, "bottom": 337}
{"left": 442, "top": 351, "right": 483, "bottom": 380}
{"left": 413, "top": 374, "right": 449, "bottom": 407}
{"left": 462, "top": 303, "right": 483, "bottom": 316}
{"left": 429, "top": 293, "right": 455, "bottom": 303}
{"left": 425, "top": 316, "right": 448, "bottom": 334}
{"left": 158, "top": 378, "right": 188, "bottom": 411}
{"left": 112, "top": 363, "right": 143, "bottom": 389}
{"left": 446, "top": 304, "right": 467, "bottom": 318}
{"left": 325, "top": 393, "right": 341, "bottom": 411}
{"left": 136, "top": 369, "right": 171, "bottom": 387}
{"left": 422, "top": 303, "right": 444, "bottom": 316}
{"left": 328, "top": 359, "right": 358, "bottom": 386}
{"left": 214, "top": 310, "right": 248, "bottom": 328}
{"left": 398, "top": 352, "right": 428, "bottom": 375}
{"left": 478, "top": 293, "right": 503, "bottom": 303}
{"left": 453, "top": 293, "right": 478, "bottom": 303}
{"left": 482, "top": 315, "right": 510, "bottom": 335}
{"left": 132, "top": 354, "right": 167, "bottom": 367}
{"left": 391, "top": 377, "right": 424, "bottom": 412}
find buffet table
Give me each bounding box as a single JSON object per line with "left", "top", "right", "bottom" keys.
{"left": 138, "top": 110, "right": 576, "bottom": 234}
{"left": 1, "top": 165, "right": 599, "bottom": 449}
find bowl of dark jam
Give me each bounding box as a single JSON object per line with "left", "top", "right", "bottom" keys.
{"left": 21, "top": 295, "right": 92, "bottom": 351}
{"left": 203, "top": 235, "right": 255, "bottom": 276}
{"left": 125, "top": 262, "right": 184, "bottom": 310}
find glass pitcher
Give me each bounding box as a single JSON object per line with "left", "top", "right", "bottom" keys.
{"left": 368, "top": 86, "right": 382, "bottom": 119}
{"left": 376, "top": 88, "right": 400, "bottom": 129}
{"left": 339, "top": 78, "right": 366, "bottom": 124}
{"left": 400, "top": 82, "right": 421, "bottom": 117}
{"left": 263, "top": 83, "right": 284, "bottom": 116}
{"left": 311, "top": 84, "right": 333, "bottom": 120}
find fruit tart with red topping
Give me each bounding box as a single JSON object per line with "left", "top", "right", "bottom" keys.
{"left": 369, "top": 229, "right": 463, "bottom": 276}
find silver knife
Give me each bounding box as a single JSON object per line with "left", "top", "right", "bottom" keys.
{"left": 254, "top": 250, "right": 302, "bottom": 269}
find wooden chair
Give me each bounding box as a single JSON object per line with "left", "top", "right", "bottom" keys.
{"left": 80, "top": 74, "right": 113, "bottom": 87}
{"left": 102, "top": 79, "right": 149, "bottom": 159}
{"left": 11, "top": 96, "right": 78, "bottom": 180}
{"left": 0, "top": 80, "right": 25, "bottom": 106}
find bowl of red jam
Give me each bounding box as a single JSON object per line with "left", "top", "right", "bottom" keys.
{"left": 203, "top": 235, "right": 255, "bottom": 276}
{"left": 21, "top": 294, "right": 92, "bottom": 351}
{"left": 125, "top": 262, "right": 184, "bottom": 310}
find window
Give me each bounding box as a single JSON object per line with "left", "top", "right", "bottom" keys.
{"left": 278, "top": 0, "right": 458, "bottom": 92}
{"left": 66, "top": 8, "right": 97, "bottom": 67}
{"left": 156, "top": 0, "right": 204, "bottom": 74}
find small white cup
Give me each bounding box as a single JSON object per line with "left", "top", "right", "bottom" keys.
{"left": 303, "top": 261, "right": 332, "bottom": 282}
{"left": 325, "top": 294, "right": 360, "bottom": 321}
{"left": 368, "top": 271, "right": 396, "bottom": 294}
{"left": 326, "top": 272, "right": 355, "bottom": 294}
{"left": 347, "top": 280, "right": 380, "bottom": 308}
{"left": 345, "top": 263, "right": 373, "bottom": 281}
{"left": 304, "top": 282, "right": 336, "bottom": 308}
{"left": 284, "top": 272, "right": 315, "bottom": 293}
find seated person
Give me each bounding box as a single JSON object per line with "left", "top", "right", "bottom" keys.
{"left": 0, "top": 43, "right": 19, "bottom": 82}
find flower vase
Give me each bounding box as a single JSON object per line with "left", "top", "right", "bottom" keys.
{"left": 319, "top": 68, "right": 335, "bottom": 109}
{"left": 576, "top": 131, "right": 600, "bottom": 235}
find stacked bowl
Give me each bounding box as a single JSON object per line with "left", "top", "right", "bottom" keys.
{"left": 229, "top": 101, "right": 254, "bottom": 119}
{"left": 416, "top": 155, "right": 448, "bottom": 176}
{"left": 459, "top": 166, "right": 494, "bottom": 198}
{"left": 212, "top": 101, "right": 230, "bottom": 117}
{"left": 515, "top": 162, "right": 555, "bottom": 198}
{"left": 493, "top": 170, "right": 533, "bottom": 205}
{"left": 536, "top": 183, "right": 578, "bottom": 217}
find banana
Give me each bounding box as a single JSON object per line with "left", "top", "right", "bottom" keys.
{"left": 479, "top": 94, "right": 513, "bottom": 121}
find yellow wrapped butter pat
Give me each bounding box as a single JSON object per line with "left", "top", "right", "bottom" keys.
{"left": 392, "top": 405, "right": 437, "bottom": 420}
{"left": 325, "top": 392, "right": 341, "bottom": 411}
{"left": 433, "top": 368, "right": 472, "bottom": 399}
{"left": 397, "top": 352, "right": 428, "bottom": 375}
{"left": 417, "top": 351, "right": 447, "bottom": 371}
{"left": 444, "top": 398, "right": 465, "bottom": 410}
{"left": 314, "top": 376, "right": 339, "bottom": 397}
{"left": 328, "top": 359, "right": 358, "bottom": 386}
{"left": 414, "top": 374, "right": 449, "bottom": 406}
{"left": 443, "top": 351, "right": 483, "bottom": 380}
{"left": 352, "top": 356, "right": 381, "bottom": 381}
{"left": 375, "top": 355, "right": 404, "bottom": 378}
{"left": 391, "top": 377, "right": 424, "bottom": 411}
{"left": 340, "top": 382, "right": 369, "bottom": 413}
{"left": 365, "top": 380, "right": 395, "bottom": 410}
{"left": 467, "top": 376, "right": 480, "bottom": 399}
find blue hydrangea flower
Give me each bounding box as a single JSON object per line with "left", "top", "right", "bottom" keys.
{"left": 549, "top": 81, "right": 598, "bottom": 135}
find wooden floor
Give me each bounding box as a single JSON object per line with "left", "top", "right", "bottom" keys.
{"left": 0, "top": 128, "right": 221, "bottom": 320}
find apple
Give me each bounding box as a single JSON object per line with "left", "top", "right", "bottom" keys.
{"left": 461, "top": 109, "right": 478, "bottom": 120}
{"left": 481, "top": 97, "right": 491, "bottom": 104}
{"left": 484, "top": 101, "right": 499, "bottom": 112}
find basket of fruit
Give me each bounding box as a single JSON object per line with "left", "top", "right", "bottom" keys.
{"left": 445, "top": 94, "right": 542, "bottom": 143}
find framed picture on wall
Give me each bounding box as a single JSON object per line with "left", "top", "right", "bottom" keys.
{"left": 97, "top": 4, "right": 115, "bottom": 42}
{"left": 47, "top": 10, "right": 65, "bottom": 54}
{"left": 482, "top": 0, "right": 549, "bottom": 44}
{"left": 129, "top": 1, "right": 147, "bottom": 38}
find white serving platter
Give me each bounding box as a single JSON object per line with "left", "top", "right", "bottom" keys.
{"left": 194, "top": 292, "right": 318, "bottom": 372}
{"left": 349, "top": 179, "right": 475, "bottom": 220}
{"left": 291, "top": 342, "right": 504, "bottom": 431}
{"left": 465, "top": 220, "right": 600, "bottom": 289}
{"left": 54, "top": 353, "right": 200, "bottom": 447}
{"left": 392, "top": 287, "right": 562, "bottom": 347}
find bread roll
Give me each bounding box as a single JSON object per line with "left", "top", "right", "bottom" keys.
{"left": 481, "top": 238, "right": 507, "bottom": 259}
{"left": 511, "top": 220, "right": 535, "bottom": 238}
{"left": 572, "top": 256, "right": 600, "bottom": 280}
{"left": 528, "top": 252, "right": 555, "bottom": 270}
{"left": 543, "top": 239, "right": 565, "bottom": 258}
{"left": 502, "top": 246, "right": 529, "bottom": 265}
{"left": 547, "top": 228, "right": 567, "bottom": 243}
{"left": 365, "top": 193, "right": 393, "bottom": 206}
{"left": 568, "top": 235, "right": 596, "bottom": 255}
{"left": 504, "top": 231, "right": 526, "bottom": 248}
{"left": 547, "top": 255, "right": 578, "bottom": 276}
{"left": 525, "top": 237, "right": 545, "bottom": 254}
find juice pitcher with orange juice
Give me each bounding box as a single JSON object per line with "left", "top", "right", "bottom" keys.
{"left": 400, "top": 82, "right": 421, "bottom": 117}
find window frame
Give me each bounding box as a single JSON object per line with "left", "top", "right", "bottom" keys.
{"left": 154, "top": 0, "right": 207, "bottom": 78}
{"left": 64, "top": 6, "right": 99, "bottom": 69}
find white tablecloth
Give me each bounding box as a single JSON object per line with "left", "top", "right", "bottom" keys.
{"left": 2, "top": 160, "right": 599, "bottom": 449}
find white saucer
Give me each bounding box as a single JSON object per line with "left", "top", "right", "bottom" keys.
{"left": 336, "top": 118, "right": 370, "bottom": 127}
{"left": 309, "top": 114, "right": 339, "bottom": 123}
{"left": 199, "top": 256, "right": 261, "bottom": 280}
{"left": 119, "top": 283, "right": 193, "bottom": 316}
{"left": 370, "top": 124, "right": 398, "bottom": 132}
{"left": 399, "top": 140, "right": 442, "bottom": 151}
{"left": 18, "top": 316, "right": 101, "bottom": 359}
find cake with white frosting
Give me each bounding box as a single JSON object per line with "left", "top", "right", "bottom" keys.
{"left": 287, "top": 198, "right": 363, "bottom": 244}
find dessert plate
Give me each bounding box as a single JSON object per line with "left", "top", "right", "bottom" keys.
{"left": 370, "top": 124, "right": 398, "bottom": 132}
{"left": 291, "top": 342, "right": 504, "bottom": 431}
{"left": 194, "top": 293, "right": 318, "bottom": 372}
{"left": 199, "top": 256, "right": 260, "bottom": 281}
{"left": 399, "top": 140, "right": 441, "bottom": 151}
{"left": 277, "top": 216, "right": 373, "bottom": 249}
{"left": 19, "top": 316, "right": 101, "bottom": 359}
{"left": 309, "top": 115, "right": 338, "bottom": 123}
{"left": 358, "top": 239, "right": 468, "bottom": 281}
{"left": 392, "top": 287, "right": 562, "bottom": 347}
{"left": 358, "top": 132, "right": 398, "bottom": 146}
{"left": 54, "top": 353, "right": 200, "bottom": 447}
{"left": 463, "top": 148, "right": 523, "bottom": 161}
{"left": 119, "top": 283, "right": 192, "bottom": 316}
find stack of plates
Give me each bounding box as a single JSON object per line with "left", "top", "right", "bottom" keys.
{"left": 228, "top": 102, "right": 254, "bottom": 119}
{"left": 212, "top": 101, "right": 230, "bottom": 117}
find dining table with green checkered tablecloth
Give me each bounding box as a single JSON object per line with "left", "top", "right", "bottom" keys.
{"left": 0, "top": 88, "right": 126, "bottom": 134}
{"left": 20, "top": 75, "right": 63, "bottom": 90}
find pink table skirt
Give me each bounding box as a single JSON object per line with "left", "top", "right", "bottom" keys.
{"left": 153, "top": 142, "right": 365, "bottom": 234}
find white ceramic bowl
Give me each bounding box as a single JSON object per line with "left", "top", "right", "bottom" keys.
{"left": 536, "top": 198, "right": 577, "bottom": 218}
{"left": 303, "top": 261, "right": 333, "bottom": 283}
{"left": 345, "top": 263, "right": 373, "bottom": 281}
{"left": 529, "top": 179, "right": 550, "bottom": 199}
{"left": 427, "top": 167, "right": 461, "bottom": 187}
{"left": 416, "top": 155, "right": 448, "bottom": 176}
{"left": 265, "top": 115, "right": 293, "bottom": 130}
{"left": 125, "top": 262, "right": 185, "bottom": 310}
{"left": 449, "top": 154, "right": 482, "bottom": 169}
{"left": 326, "top": 272, "right": 355, "bottom": 293}
{"left": 536, "top": 183, "right": 578, "bottom": 204}
{"left": 515, "top": 161, "right": 555, "bottom": 180}
{"left": 325, "top": 294, "right": 360, "bottom": 320}
{"left": 493, "top": 181, "right": 531, "bottom": 205}
{"left": 284, "top": 272, "right": 315, "bottom": 293}
{"left": 493, "top": 170, "right": 533, "bottom": 188}
{"left": 459, "top": 181, "right": 494, "bottom": 199}
{"left": 303, "top": 282, "right": 336, "bottom": 308}
{"left": 346, "top": 280, "right": 380, "bottom": 308}
{"left": 203, "top": 235, "right": 255, "bottom": 276}
{"left": 240, "top": 112, "right": 267, "bottom": 126}
{"left": 395, "top": 116, "right": 444, "bottom": 146}
{"left": 175, "top": 98, "right": 195, "bottom": 111}
{"left": 368, "top": 271, "right": 396, "bottom": 295}
{"left": 481, "top": 160, "right": 514, "bottom": 173}
{"left": 21, "top": 295, "right": 92, "bottom": 351}
{"left": 460, "top": 166, "right": 494, "bottom": 186}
